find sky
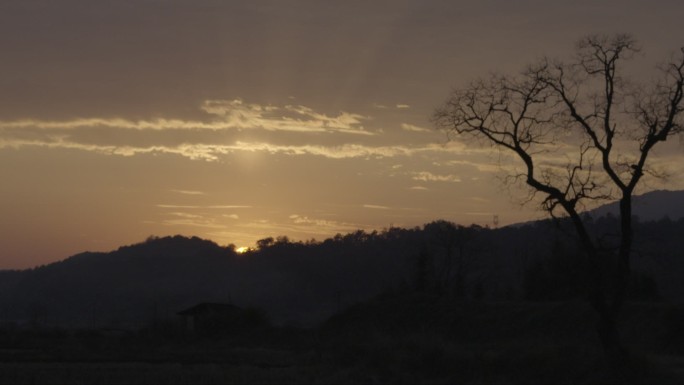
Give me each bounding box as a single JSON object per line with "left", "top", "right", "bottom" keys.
{"left": 1, "top": 1, "right": 684, "bottom": 269}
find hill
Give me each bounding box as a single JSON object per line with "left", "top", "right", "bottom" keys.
{"left": 587, "top": 189, "right": 684, "bottom": 221}
{"left": 1, "top": 190, "right": 683, "bottom": 330}
{"left": 0, "top": 232, "right": 421, "bottom": 328}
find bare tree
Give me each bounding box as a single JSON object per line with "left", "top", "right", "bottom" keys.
{"left": 433, "top": 34, "right": 684, "bottom": 358}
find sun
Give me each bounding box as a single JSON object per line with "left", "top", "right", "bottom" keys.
{"left": 235, "top": 246, "right": 250, "bottom": 254}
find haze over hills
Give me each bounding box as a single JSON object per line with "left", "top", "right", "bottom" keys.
{"left": 0, "top": 190, "right": 682, "bottom": 329}
{"left": 508, "top": 189, "right": 684, "bottom": 228}
{"left": 586, "top": 190, "right": 684, "bottom": 222}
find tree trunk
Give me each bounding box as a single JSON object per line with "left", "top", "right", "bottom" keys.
{"left": 568, "top": 206, "right": 629, "bottom": 363}
{"left": 595, "top": 195, "right": 633, "bottom": 364}
{"left": 586, "top": 195, "right": 634, "bottom": 365}
{"left": 595, "top": 301, "right": 628, "bottom": 364}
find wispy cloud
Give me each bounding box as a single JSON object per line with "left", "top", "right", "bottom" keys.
{"left": 0, "top": 99, "right": 373, "bottom": 135}
{"left": 166, "top": 212, "right": 203, "bottom": 219}
{"left": 235, "top": 216, "right": 363, "bottom": 238}
{"left": 156, "top": 204, "right": 251, "bottom": 209}
{"left": 0, "top": 135, "right": 480, "bottom": 162}
{"left": 437, "top": 159, "right": 504, "bottom": 173}
{"left": 372, "top": 103, "right": 410, "bottom": 110}
{"left": 161, "top": 219, "right": 226, "bottom": 229}
{"left": 155, "top": 209, "right": 244, "bottom": 230}
{"left": 288, "top": 214, "right": 357, "bottom": 231}
{"left": 0, "top": 117, "right": 218, "bottom": 131}
{"left": 200, "top": 99, "right": 374, "bottom": 135}
{"left": 409, "top": 186, "right": 429, "bottom": 190}
{"left": 227, "top": 142, "right": 421, "bottom": 159}
{"left": 170, "top": 189, "right": 206, "bottom": 195}
{"left": 401, "top": 123, "right": 431, "bottom": 133}
{"left": 411, "top": 171, "right": 461, "bottom": 183}
{"left": 363, "top": 204, "right": 390, "bottom": 210}
{"left": 157, "top": 212, "right": 227, "bottom": 229}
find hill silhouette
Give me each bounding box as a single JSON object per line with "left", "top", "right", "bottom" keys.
{"left": 586, "top": 189, "right": 684, "bottom": 222}
{"left": 0, "top": 232, "right": 422, "bottom": 328}
{"left": 1, "top": 190, "right": 683, "bottom": 329}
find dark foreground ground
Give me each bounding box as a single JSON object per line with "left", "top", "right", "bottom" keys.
{"left": 2, "top": 295, "right": 684, "bottom": 384}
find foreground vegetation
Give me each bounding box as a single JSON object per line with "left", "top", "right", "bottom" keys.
{"left": 2, "top": 293, "right": 684, "bottom": 384}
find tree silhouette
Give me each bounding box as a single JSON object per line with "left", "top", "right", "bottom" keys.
{"left": 434, "top": 34, "right": 684, "bottom": 358}
{"left": 423, "top": 221, "right": 482, "bottom": 298}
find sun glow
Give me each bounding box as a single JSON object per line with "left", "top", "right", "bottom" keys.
{"left": 235, "top": 246, "right": 250, "bottom": 254}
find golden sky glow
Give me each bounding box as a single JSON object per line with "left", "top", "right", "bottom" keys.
{"left": 1, "top": 1, "right": 683, "bottom": 268}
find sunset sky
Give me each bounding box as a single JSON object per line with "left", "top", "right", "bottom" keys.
{"left": 2, "top": 1, "right": 684, "bottom": 268}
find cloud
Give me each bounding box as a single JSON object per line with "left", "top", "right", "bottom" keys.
{"left": 170, "top": 189, "right": 206, "bottom": 195}
{"left": 401, "top": 123, "right": 431, "bottom": 133}
{"left": 409, "top": 186, "right": 428, "bottom": 190}
{"left": 227, "top": 141, "right": 423, "bottom": 159}
{"left": 0, "top": 99, "right": 373, "bottom": 135}
{"left": 396, "top": 104, "right": 410, "bottom": 109}
{"left": 156, "top": 204, "right": 251, "bottom": 209}
{"left": 236, "top": 216, "right": 363, "bottom": 238}
{"left": 438, "top": 159, "right": 503, "bottom": 173}
{"left": 0, "top": 120, "right": 537, "bottom": 176}
{"left": 157, "top": 212, "right": 227, "bottom": 229}
{"left": 288, "top": 214, "right": 354, "bottom": 230}
{"left": 0, "top": 133, "right": 486, "bottom": 163}
{"left": 363, "top": 204, "right": 390, "bottom": 210}
{"left": 161, "top": 218, "right": 226, "bottom": 229}
{"left": 411, "top": 171, "right": 461, "bottom": 183}
{"left": 201, "top": 99, "right": 373, "bottom": 135}
{"left": 0, "top": 118, "right": 218, "bottom": 131}
{"left": 200, "top": 99, "right": 374, "bottom": 134}
{"left": 287, "top": 215, "right": 368, "bottom": 237}
{"left": 166, "top": 212, "right": 204, "bottom": 219}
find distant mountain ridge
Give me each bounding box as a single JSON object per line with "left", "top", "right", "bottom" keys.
{"left": 586, "top": 189, "right": 684, "bottom": 221}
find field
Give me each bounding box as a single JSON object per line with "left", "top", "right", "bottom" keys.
{"left": 2, "top": 296, "right": 684, "bottom": 384}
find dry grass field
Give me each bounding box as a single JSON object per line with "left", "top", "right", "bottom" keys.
{"left": 1, "top": 297, "right": 684, "bottom": 384}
